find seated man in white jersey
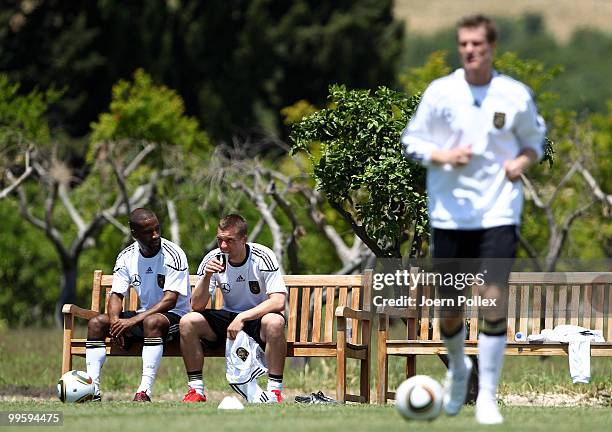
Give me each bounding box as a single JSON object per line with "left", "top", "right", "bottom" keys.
{"left": 180, "top": 214, "right": 287, "bottom": 403}
{"left": 401, "top": 14, "right": 545, "bottom": 425}
{"left": 85, "top": 208, "right": 191, "bottom": 402}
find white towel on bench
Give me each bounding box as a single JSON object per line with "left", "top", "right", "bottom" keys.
{"left": 527, "top": 325, "right": 605, "bottom": 384}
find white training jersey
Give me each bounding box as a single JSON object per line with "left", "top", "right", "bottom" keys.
{"left": 111, "top": 238, "right": 191, "bottom": 316}
{"left": 197, "top": 243, "right": 287, "bottom": 313}
{"left": 401, "top": 68, "right": 546, "bottom": 230}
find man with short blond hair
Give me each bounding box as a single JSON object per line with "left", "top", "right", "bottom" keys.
{"left": 180, "top": 214, "right": 287, "bottom": 403}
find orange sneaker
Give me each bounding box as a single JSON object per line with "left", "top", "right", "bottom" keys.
{"left": 182, "top": 388, "right": 206, "bottom": 403}
{"left": 271, "top": 389, "right": 283, "bottom": 403}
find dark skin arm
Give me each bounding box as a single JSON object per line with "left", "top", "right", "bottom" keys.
{"left": 108, "top": 290, "right": 179, "bottom": 338}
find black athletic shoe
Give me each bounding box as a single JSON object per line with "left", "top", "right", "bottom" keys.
{"left": 295, "top": 391, "right": 338, "bottom": 404}
{"left": 92, "top": 393, "right": 102, "bottom": 402}
{"left": 313, "top": 391, "right": 338, "bottom": 404}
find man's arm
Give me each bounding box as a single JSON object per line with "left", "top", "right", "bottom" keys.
{"left": 109, "top": 291, "right": 178, "bottom": 338}
{"left": 191, "top": 273, "right": 213, "bottom": 312}
{"left": 430, "top": 146, "right": 473, "bottom": 167}
{"left": 226, "top": 292, "right": 286, "bottom": 340}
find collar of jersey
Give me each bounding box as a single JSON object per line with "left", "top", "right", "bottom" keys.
{"left": 228, "top": 244, "right": 250, "bottom": 268}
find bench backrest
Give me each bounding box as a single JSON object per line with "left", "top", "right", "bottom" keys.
{"left": 90, "top": 269, "right": 373, "bottom": 345}
{"left": 390, "top": 272, "right": 612, "bottom": 342}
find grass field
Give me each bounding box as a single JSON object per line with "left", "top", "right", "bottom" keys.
{"left": 1, "top": 327, "right": 612, "bottom": 431}
{"left": 0, "top": 401, "right": 611, "bottom": 432}
{"left": 2, "top": 327, "right": 612, "bottom": 400}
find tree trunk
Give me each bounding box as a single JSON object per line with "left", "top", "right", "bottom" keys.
{"left": 55, "top": 257, "right": 78, "bottom": 327}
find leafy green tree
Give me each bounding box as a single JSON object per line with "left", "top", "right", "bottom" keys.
{"left": 1, "top": 71, "right": 209, "bottom": 325}
{"left": 291, "top": 84, "right": 427, "bottom": 258}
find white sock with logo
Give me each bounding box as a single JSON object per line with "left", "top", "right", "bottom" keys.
{"left": 137, "top": 338, "right": 164, "bottom": 396}
{"left": 85, "top": 340, "right": 107, "bottom": 395}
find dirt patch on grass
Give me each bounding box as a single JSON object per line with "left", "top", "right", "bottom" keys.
{"left": 502, "top": 390, "right": 612, "bottom": 407}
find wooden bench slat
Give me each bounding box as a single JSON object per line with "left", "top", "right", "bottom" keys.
{"left": 351, "top": 287, "right": 360, "bottom": 344}
{"left": 594, "top": 284, "right": 604, "bottom": 333}
{"left": 557, "top": 285, "right": 568, "bottom": 326}
{"left": 545, "top": 285, "right": 554, "bottom": 331}
{"left": 532, "top": 285, "right": 542, "bottom": 335}
{"left": 608, "top": 285, "right": 612, "bottom": 342}
{"left": 570, "top": 285, "right": 580, "bottom": 326}
{"left": 507, "top": 284, "right": 517, "bottom": 340}
{"left": 325, "top": 287, "right": 335, "bottom": 342}
{"left": 300, "top": 287, "right": 311, "bottom": 342}
{"left": 419, "top": 285, "right": 430, "bottom": 340}
{"left": 287, "top": 287, "right": 299, "bottom": 342}
{"left": 582, "top": 285, "right": 592, "bottom": 329}
{"left": 311, "top": 287, "right": 323, "bottom": 343}
{"left": 519, "top": 285, "right": 529, "bottom": 335}
{"left": 468, "top": 284, "right": 479, "bottom": 341}
{"left": 91, "top": 270, "right": 103, "bottom": 312}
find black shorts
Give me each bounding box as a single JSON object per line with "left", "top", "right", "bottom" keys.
{"left": 119, "top": 311, "right": 181, "bottom": 343}
{"left": 198, "top": 310, "right": 285, "bottom": 348}
{"left": 432, "top": 226, "right": 517, "bottom": 315}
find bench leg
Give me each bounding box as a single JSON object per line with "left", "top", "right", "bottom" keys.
{"left": 336, "top": 318, "right": 347, "bottom": 404}
{"left": 376, "top": 316, "right": 388, "bottom": 404}
{"left": 406, "top": 355, "right": 416, "bottom": 378}
{"left": 62, "top": 314, "right": 74, "bottom": 374}
{"left": 360, "top": 350, "right": 370, "bottom": 403}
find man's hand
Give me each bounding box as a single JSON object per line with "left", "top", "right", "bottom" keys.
{"left": 204, "top": 258, "right": 224, "bottom": 274}
{"left": 109, "top": 316, "right": 137, "bottom": 338}
{"left": 432, "top": 145, "right": 472, "bottom": 167}
{"left": 504, "top": 154, "right": 532, "bottom": 181}
{"left": 227, "top": 315, "right": 245, "bottom": 340}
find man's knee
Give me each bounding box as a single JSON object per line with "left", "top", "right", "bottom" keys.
{"left": 262, "top": 314, "right": 285, "bottom": 340}
{"left": 88, "top": 314, "right": 110, "bottom": 336}
{"left": 142, "top": 314, "right": 169, "bottom": 335}
{"left": 180, "top": 312, "right": 203, "bottom": 333}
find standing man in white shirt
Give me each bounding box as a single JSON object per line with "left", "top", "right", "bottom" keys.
{"left": 85, "top": 208, "right": 191, "bottom": 402}
{"left": 180, "top": 214, "right": 287, "bottom": 403}
{"left": 401, "top": 14, "right": 546, "bottom": 424}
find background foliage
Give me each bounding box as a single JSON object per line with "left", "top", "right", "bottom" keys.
{"left": 0, "top": 4, "right": 610, "bottom": 325}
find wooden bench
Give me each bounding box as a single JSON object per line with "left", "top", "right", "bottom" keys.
{"left": 376, "top": 272, "right": 612, "bottom": 404}
{"left": 62, "top": 269, "right": 374, "bottom": 403}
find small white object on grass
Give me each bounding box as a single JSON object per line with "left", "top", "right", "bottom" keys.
{"left": 218, "top": 396, "right": 245, "bottom": 410}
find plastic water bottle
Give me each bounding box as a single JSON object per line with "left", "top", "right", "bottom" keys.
{"left": 514, "top": 331, "right": 525, "bottom": 342}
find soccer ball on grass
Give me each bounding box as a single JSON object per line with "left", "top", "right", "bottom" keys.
{"left": 395, "top": 375, "right": 443, "bottom": 421}
{"left": 57, "top": 370, "right": 95, "bottom": 403}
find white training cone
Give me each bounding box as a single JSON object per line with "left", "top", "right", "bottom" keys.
{"left": 218, "top": 396, "right": 245, "bottom": 410}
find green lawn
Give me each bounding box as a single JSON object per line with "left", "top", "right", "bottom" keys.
{"left": 0, "top": 401, "right": 611, "bottom": 432}
{"left": 2, "top": 327, "right": 611, "bottom": 399}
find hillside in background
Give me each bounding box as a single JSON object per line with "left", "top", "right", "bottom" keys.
{"left": 394, "top": 0, "right": 612, "bottom": 42}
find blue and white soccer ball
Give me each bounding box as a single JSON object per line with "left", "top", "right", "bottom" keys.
{"left": 57, "top": 370, "right": 95, "bottom": 403}
{"left": 395, "top": 375, "right": 444, "bottom": 421}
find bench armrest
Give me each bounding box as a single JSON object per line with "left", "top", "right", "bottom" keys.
{"left": 335, "top": 306, "right": 371, "bottom": 321}
{"left": 62, "top": 304, "right": 99, "bottom": 320}
{"left": 376, "top": 305, "right": 417, "bottom": 318}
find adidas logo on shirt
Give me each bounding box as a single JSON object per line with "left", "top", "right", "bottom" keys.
{"left": 146, "top": 267, "right": 153, "bottom": 274}
{"left": 236, "top": 275, "right": 245, "bottom": 282}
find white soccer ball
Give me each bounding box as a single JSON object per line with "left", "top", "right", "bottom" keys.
{"left": 57, "top": 370, "right": 95, "bottom": 403}
{"left": 395, "top": 375, "right": 443, "bottom": 421}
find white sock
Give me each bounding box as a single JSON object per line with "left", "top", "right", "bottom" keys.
{"left": 443, "top": 327, "right": 467, "bottom": 377}
{"left": 267, "top": 374, "right": 284, "bottom": 392}
{"left": 85, "top": 341, "right": 106, "bottom": 395}
{"left": 478, "top": 333, "right": 506, "bottom": 399}
{"left": 187, "top": 371, "right": 205, "bottom": 396}
{"left": 137, "top": 338, "right": 164, "bottom": 396}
